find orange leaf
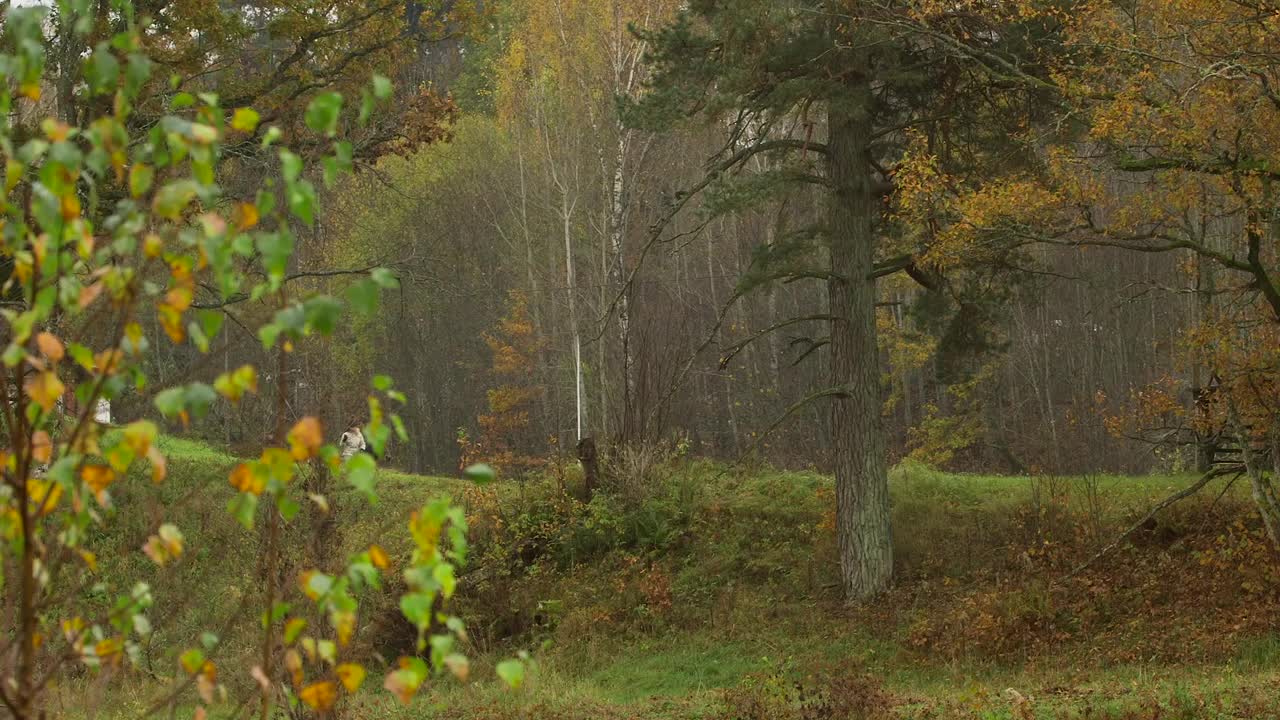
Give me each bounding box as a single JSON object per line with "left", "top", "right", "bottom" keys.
{"left": 31, "top": 431, "right": 52, "bottom": 464}
{"left": 81, "top": 465, "right": 115, "bottom": 494}
{"left": 78, "top": 282, "right": 104, "bottom": 310}
{"left": 234, "top": 202, "right": 260, "bottom": 230}
{"left": 384, "top": 668, "right": 421, "bottom": 705}
{"left": 25, "top": 371, "right": 65, "bottom": 412}
{"left": 287, "top": 417, "right": 324, "bottom": 461}
{"left": 298, "top": 681, "right": 337, "bottom": 711}
{"left": 369, "top": 544, "right": 389, "bottom": 570}
{"left": 229, "top": 463, "right": 264, "bottom": 495}
{"left": 36, "top": 332, "right": 64, "bottom": 362}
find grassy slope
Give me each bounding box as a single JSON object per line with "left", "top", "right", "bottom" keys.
{"left": 78, "top": 440, "right": 1280, "bottom": 719}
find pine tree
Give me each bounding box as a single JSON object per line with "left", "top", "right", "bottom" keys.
{"left": 627, "top": 1, "right": 1060, "bottom": 599}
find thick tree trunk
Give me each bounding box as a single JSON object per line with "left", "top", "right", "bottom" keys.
{"left": 828, "top": 82, "right": 893, "bottom": 601}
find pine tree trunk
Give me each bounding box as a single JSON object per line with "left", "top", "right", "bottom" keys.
{"left": 828, "top": 79, "right": 893, "bottom": 601}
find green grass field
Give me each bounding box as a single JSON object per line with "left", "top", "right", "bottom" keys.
{"left": 64, "top": 440, "right": 1280, "bottom": 719}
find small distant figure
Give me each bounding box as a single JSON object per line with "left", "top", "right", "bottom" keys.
{"left": 339, "top": 424, "right": 366, "bottom": 460}
{"left": 93, "top": 398, "right": 111, "bottom": 424}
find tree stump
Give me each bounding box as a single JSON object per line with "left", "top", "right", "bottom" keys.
{"left": 577, "top": 437, "right": 599, "bottom": 501}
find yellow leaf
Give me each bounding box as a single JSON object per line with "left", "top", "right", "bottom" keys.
{"left": 299, "top": 681, "right": 337, "bottom": 711}
{"left": 36, "top": 332, "right": 64, "bottom": 362}
{"left": 336, "top": 663, "right": 366, "bottom": 693}
{"left": 331, "top": 609, "right": 355, "bottom": 646}
{"left": 28, "top": 480, "right": 63, "bottom": 515}
{"left": 284, "top": 648, "right": 304, "bottom": 686}
{"left": 158, "top": 302, "right": 185, "bottom": 343}
{"left": 143, "top": 233, "right": 163, "bottom": 258}
{"left": 287, "top": 417, "right": 323, "bottom": 460}
{"left": 95, "top": 637, "right": 123, "bottom": 660}
{"left": 231, "top": 107, "right": 260, "bottom": 133}
{"left": 369, "top": 544, "right": 389, "bottom": 570}
{"left": 20, "top": 82, "right": 40, "bottom": 101}
{"left": 62, "top": 617, "right": 85, "bottom": 642}
{"left": 235, "top": 202, "right": 260, "bottom": 230}
{"left": 25, "top": 371, "right": 65, "bottom": 412}
{"left": 61, "top": 192, "right": 81, "bottom": 220}
{"left": 123, "top": 420, "right": 157, "bottom": 456}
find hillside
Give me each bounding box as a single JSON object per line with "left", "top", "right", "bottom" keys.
{"left": 73, "top": 439, "right": 1280, "bottom": 719}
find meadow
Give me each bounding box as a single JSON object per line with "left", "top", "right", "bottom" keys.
{"left": 63, "top": 439, "right": 1280, "bottom": 719}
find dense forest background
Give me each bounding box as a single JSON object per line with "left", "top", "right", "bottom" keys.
{"left": 132, "top": 0, "right": 1201, "bottom": 479}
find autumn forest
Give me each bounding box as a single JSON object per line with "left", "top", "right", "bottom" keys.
{"left": 2, "top": 0, "right": 1280, "bottom": 718}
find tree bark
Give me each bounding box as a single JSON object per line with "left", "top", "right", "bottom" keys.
{"left": 828, "top": 78, "right": 893, "bottom": 601}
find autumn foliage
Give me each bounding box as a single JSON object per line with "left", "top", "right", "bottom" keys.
{"left": 461, "top": 290, "right": 546, "bottom": 478}
{"left": 0, "top": 3, "right": 518, "bottom": 717}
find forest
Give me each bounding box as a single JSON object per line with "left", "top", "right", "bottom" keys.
{"left": 1, "top": 0, "right": 1280, "bottom": 718}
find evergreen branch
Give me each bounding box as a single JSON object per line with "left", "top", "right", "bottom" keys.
{"left": 730, "top": 385, "right": 851, "bottom": 468}
{"left": 719, "top": 314, "right": 837, "bottom": 369}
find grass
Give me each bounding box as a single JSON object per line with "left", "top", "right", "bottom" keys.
{"left": 66, "top": 439, "right": 1280, "bottom": 719}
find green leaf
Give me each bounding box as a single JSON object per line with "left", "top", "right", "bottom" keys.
{"left": 305, "top": 573, "right": 334, "bottom": 599}
{"left": 178, "top": 649, "right": 205, "bottom": 675}
{"left": 304, "top": 92, "right": 344, "bottom": 136}
{"left": 258, "top": 323, "right": 281, "bottom": 351}
{"left": 86, "top": 45, "right": 120, "bottom": 95}
{"left": 346, "top": 452, "right": 377, "bottom": 501}
{"left": 228, "top": 492, "right": 258, "bottom": 530}
{"left": 153, "top": 180, "right": 199, "bottom": 220}
{"left": 278, "top": 494, "right": 301, "bottom": 522}
{"left": 433, "top": 563, "right": 457, "bottom": 598}
{"left": 287, "top": 179, "right": 317, "bottom": 226}
{"left": 464, "top": 464, "right": 495, "bottom": 485}
{"left": 399, "top": 592, "right": 433, "bottom": 629}
{"left": 279, "top": 149, "right": 303, "bottom": 183}
{"left": 303, "top": 296, "right": 343, "bottom": 335}
{"left": 373, "top": 74, "right": 393, "bottom": 100}
{"left": 496, "top": 659, "right": 525, "bottom": 689}
{"left": 153, "top": 387, "right": 185, "bottom": 417}
{"left": 129, "top": 163, "right": 154, "bottom": 198}
{"left": 198, "top": 310, "right": 224, "bottom": 342}
{"left": 185, "top": 383, "right": 217, "bottom": 419}
{"left": 371, "top": 268, "right": 399, "bottom": 289}
{"left": 256, "top": 231, "right": 294, "bottom": 279}
{"left": 373, "top": 375, "right": 393, "bottom": 392}
{"left": 359, "top": 88, "right": 375, "bottom": 126}
{"left": 200, "top": 632, "right": 219, "bottom": 650}
{"left": 346, "top": 279, "right": 379, "bottom": 315}
{"left": 261, "top": 126, "right": 283, "bottom": 148}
